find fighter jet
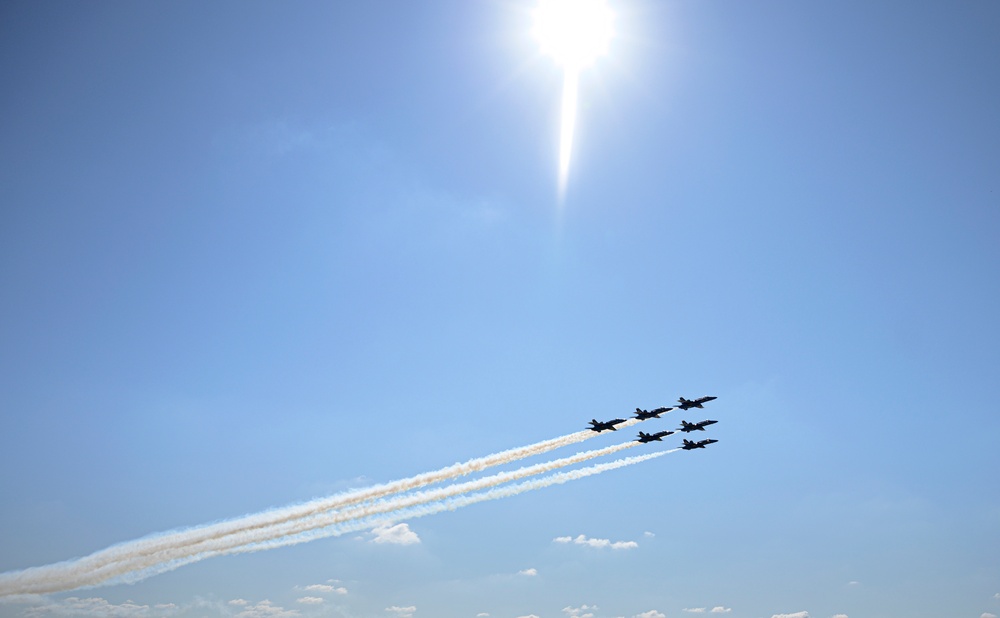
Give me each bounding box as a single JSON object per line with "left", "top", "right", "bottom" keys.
{"left": 679, "top": 419, "right": 718, "bottom": 433}
{"left": 636, "top": 430, "right": 674, "bottom": 443}
{"left": 588, "top": 418, "right": 627, "bottom": 432}
{"left": 633, "top": 406, "right": 674, "bottom": 420}
{"left": 676, "top": 396, "right": 717, "bottom": 410}
{"left": 681, "top": 438, "right": 718, "bottom": 450}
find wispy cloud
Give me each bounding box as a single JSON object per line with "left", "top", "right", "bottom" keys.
{"left": 386, "top": 606, "right": 416, "bottom": 618}
{"left": 233, "top": 600, "right": 300, "bottom": 618}
{"left": 371, "top": 523, "right": 421, "bottom": 545}
{"left": 635, "top": 611, "right": 665, "bottom": 618}
{"left": 517, "top": 615, "right": 540, "bottom": 618}
{"left": 563, "top": 605, "right": 597, "bottom": 618}
{"left": 684, "top": 610, "right": 706, "bottom": 614}
{"left": 980, "top": 613, "right": 997, "bottom": 618}
{"left": 711, "top": 608, "right": 732, "bottom": 614}
{"left": 296, "top": 583, "right": 347, "bottom": 595}
{"left": 832, "top": 614, "right": 849, "bottom": 618}
{"left": 295, "top": 598, "right": 323, "bottom": 605}
{"left": 476, "top": 614, "right": 490, "bottom": 617}
{"left": 553, "top": 534, "right": 638, "bottom": 550}
{"left": 21, "top": 596, "right": 181, "bottom": 617}
{"left": 772, "top": 613, "right": 809, "bottom": 618}
{"left": 518, "top": 568, "right": 538, "bottom": 577}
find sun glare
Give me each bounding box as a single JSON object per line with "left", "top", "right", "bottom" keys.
{"left": 533, "top": 0, "right": 614, "bottom": 200}
{"left": 533, "top": 0, "right": 614, "bottom": 70}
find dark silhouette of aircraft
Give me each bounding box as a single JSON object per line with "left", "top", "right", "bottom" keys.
{"left": 679, "top": 419, "right": 718, "bottom": 433}
{"left": 676, "top": 396, "right": 717, "bottom": 410}
{"left": 634, "top": 407, "right": 674, "bottom": 420}
{"left": 636, "top": 430, "right": 674, "bottom": 443}
{"left": 681, "top": 438, "right": 718, "bottom": 450}
{"left": 588, "top": 418, "right": 627, "bottom": 432}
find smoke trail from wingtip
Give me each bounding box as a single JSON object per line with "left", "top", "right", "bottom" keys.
{"left": 100, "top": 441, "right": 643, "bottom": 584}
{"left": 120, "top": 448, "right": 678, "bottom": 585}
{"left": 0, "top": 423, "right": 636, "bottom": 597}
{"left": 0, "top": 421, "right": 649, "bottom": 596}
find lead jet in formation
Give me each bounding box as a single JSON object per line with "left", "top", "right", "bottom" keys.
{"left": 681, "top": 438, "right": 718, "bottom": 450}
{"left": 679, "top": 419, "right": 718, "bottom": 433}
{"left": 676, "top": 396, "right": 717, "bottom": 410}
{"left": 636, "top": 430, "right": 674, "bottom": 443}
{"left": 588, "top": 418, "right": 627, "bottom": 432}
{"left": 633, "top": 406, "right": 674, "bottom": 420}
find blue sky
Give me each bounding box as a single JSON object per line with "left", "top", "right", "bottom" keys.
{"left": 1, "top": 2, "right": 999, "bottom": 617}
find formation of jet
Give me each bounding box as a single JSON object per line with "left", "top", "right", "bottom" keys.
{"left": 588, "top": 418, "right": 627, "bottom": 432}
{"left": 636, "top": 430, "right": 674, "bottom": 443}
{"left": 679, "top": 419, "right": 718, "bottom": 433}
{"left": 633, "top": 406, "right": 674, "bottom": 420}
{"left": 681, "top": 438, "right": 718, "bottom": 450}
{"left": 676, "top": 396, "right": 717, "bottom": 410}
{"left": 592, "top": 396, "right": 720, "bottom": 450}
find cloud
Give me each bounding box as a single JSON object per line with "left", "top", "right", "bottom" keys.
{"left": 386, "top": 606, "right": 416, "bottom": 618}
{"left": 517, "top": 615, "right": 540, "bottom": 618}
{"left": 635, "top": 611, "right": 665, "bottom": 618}
{"left": 230, "top": 600, "right": 250, "bottom": 606}
{"left": 981, "top": 613, "right": 997, "bottom": 618}
{"left": 372, "top": 523, "right": 421, "bottom": 545}
{"left": 771, "top": 613, "right": 809, "bottom": 618}
{"left": 711, "top": 608, "right": 732, "bottom": 614}
{"left": 644, "top": 531, "right": 656, "bottom": 538}
{"left": 847, "top": 581, "right": 861, "bottom": 587}
{"left": 518, "top": 568, "right": 538, "bottom": 577}
{"left": 553, "top": 534, "right": 638, "bottom": 550}
{"left": 296, "top": 584, "right": 347, "bottom": 595}
{"left": 20, "top": 597, "right": 182, "bottom": 617}
{"left": 0, "top": 594, "right": 45, "bottom": 606}
{"left": 684, "top": 610, "right": 706, "bottom": 614}
{"left": 296, "top": 598, "right": 323, "bottom": 605}
{"left": 563, "top": 605, "right": 597, "bottom": 618}
{"left": 233, "top": 600, "right": 300, "bottom": 618}
{"left": 995, "top": 593, "right": 1000, "bottom": 600}
{"left": 476, "top": 614, "right": 490, "bottom": 617}
{"left": 832, "top": 614, "right": 849, "bottom": 618}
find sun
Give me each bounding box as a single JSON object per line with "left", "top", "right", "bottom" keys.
{"left": 533, "top": 0, "right": 614, "bottom": 70}
{"left": 532, "top": 0, "right": 615, "bottom": 200}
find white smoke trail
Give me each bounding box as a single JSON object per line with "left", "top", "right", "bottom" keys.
{"left": 0, "top": 427, "right": 653, "bottom": 597}
{"left": 0, "top": 421, "right": 645, "bottom": 598}
{"left": 100, "top": 441, "right": 643, "bottom": 585}
{"left": 121, "top": 448, "right": 678, "bottom": 585}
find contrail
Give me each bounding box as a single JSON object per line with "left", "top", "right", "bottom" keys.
{"left": 0, "top": 425, "right": 656, "bottom": 597}
{"left": 119, "top": 448, "right": 678, "bottom": 587}
{"left": 0, "top": 419, "right": 645, "bottom": 598}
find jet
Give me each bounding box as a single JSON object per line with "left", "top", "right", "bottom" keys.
{"left": 636, "top": 430, "right": 674, "bottom": 443}
{"left": 588, "top": 418, "right": 627, "bottom": 432}
{"left": 679, "top": 419, "right": 718, "bottom": 433}
{"left": 634, "top": 406, "right": 674, "bottom": 420}
{"left": 676, "top": 396, "right": 717, "bottom": 410}
{"left": 681, "top": 438, "right": 718, "bottom": 450}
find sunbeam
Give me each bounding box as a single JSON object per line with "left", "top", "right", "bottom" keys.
{"left": 533, "top": 0, "right": 614, "bottom": 200}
